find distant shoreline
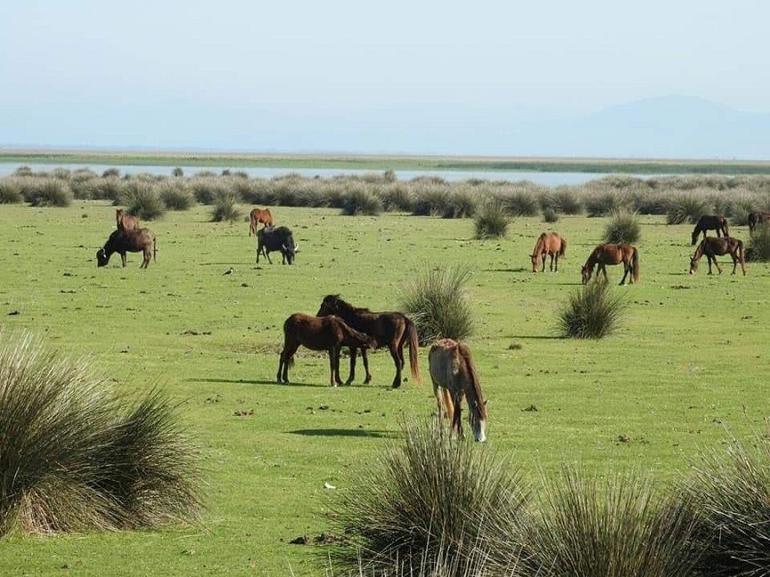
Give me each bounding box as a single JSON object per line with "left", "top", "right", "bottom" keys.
{"left": 2, "top": 150, "right": 770, "bottom": 175}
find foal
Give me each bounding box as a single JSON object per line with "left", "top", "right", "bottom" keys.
{"left": 689, "top": 237, "right": 746, "bottom": 276}
{"left": 531, "top": 232, "right": 566, "bottom": 272}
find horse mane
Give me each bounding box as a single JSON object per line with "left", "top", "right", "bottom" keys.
{"left": 328, "top": 295, "right": 372, "bottom": 314}
{"left": 457, "top": 342, "right": 486, "bottom": 419}
{"left": 533, "top": 233, "right": 546, "bottom": 255}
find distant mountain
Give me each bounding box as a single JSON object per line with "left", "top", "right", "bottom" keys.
{"left": 508, "top": 96, "right": 770, "bottom": 159}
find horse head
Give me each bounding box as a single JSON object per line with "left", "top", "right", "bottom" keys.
{"left": 531, "top": 253, "right": 539, "bottom": 272}
{"left": 469, "top": 399, "right": 488, "bottom": 443}
{"left": 581, "top": 264, "right": 592, "bottom": 284}
{"left": 688, "top": 255, "right": 698, "bottom": 274}
{"left": 96, "top": 248, "right": 109, "bottom": 267}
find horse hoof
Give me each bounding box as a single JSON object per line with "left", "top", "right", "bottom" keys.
{"left": 391, "top": 382, "right": 401, "bottom": 389}
{"left": 364, "top": 377, "right": 372, "bottom": 384}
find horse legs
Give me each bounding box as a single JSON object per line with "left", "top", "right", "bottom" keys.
{"left": 328, "top": 346, "right": 342, "bottom": 387}
{"left": 389, "top": 343, "right": 403, "bottom": 388}
{"left": 345, "top": 347, "right": 357, "bottom": 385}
{"left": 541, "top": 254, "right": 546, "bottom": 272}
{"left": 554, "top": 253, "right": 559, "bottom": 272}
{"left": 120, "top": 252, "right": 127, "bottom": 267}
{"left": 277, "top": 340, "right": 299, "bottom": 384}
{"left": 599, "top": 264, "right": 608, "bottom": 282}
{"left": 361, "top": 348, "right": 372, "bottom": 384}
{"left": 141, "top": 249, "right": 151, "bottom": 269}
{"left": 451, "top": 392, "right": 464, "bottom": 439}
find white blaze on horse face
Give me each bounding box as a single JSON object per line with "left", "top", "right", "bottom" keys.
{"left": 474, "top": 418, "right": 487, "bottom": 443}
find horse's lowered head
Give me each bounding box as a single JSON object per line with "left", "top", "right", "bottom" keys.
{"left": 530, "top": 252, "right": 540, "bottom": 272}
{"left": 689, "top": 254, "right": 699, "bottom": 275}
{"left": 581, "top": 264, "right": 593, "bottom": 284}
{"left": 96, "top": 247, "right": 110, "bottom": 267}
{"left": 470, "top": 398, "right": 488, "bottom": 442}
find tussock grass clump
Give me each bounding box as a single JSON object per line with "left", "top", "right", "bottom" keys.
{"left": 22, "top": 178, "right": 73, "bottom": 207}
{"left": 333, "top": 420, "right": 528, "bottom": 573}
{"left": 474, "top": 201, "right": 509, "bottom": 239}
{"left": 119, "top": 182, "right": 165, "bottom": 220}
{"left": 411, "top": 188, "right": 452, "bottom": 216}
{"left": 684, "top": 432, "right": 770, "bottom": 577}
{"left": 0, "top": 180, "right": 23, "bottom": 204}
{"left": 379, "top": 185, "right": 414, "bottom": 212}
{"left": 102, "top": 168, "right": 120, "bottom": 178}
{"left": 558, "top": 281, "right": 626, "bottom": 339}
{"left": 158, "top": 181, "right": 194, "bottom": 211}
{"left": 542, "top": 207, "right": 559, "bottom": 223}
{"left": 523, "top": 468, "right": 701, "bottom": 577}
{"left": 210, "top": 190, "right": 241, "bottom": 222}
{"left": 401, "top": 267, "right": 474, "bottom": 343}
{"left": 0, "top": 331, "right": 200, "bottom": 537}
{"left": 585, "top": 191, "right": 620, "bottom": 217}
{"left": 442, "top": 189, "right": 477, "bottom": 219}
{"left": 340, "top": 187, "right": 382, "bottom": 216}
{"left": 748, "top": 223, "right": 770, "bottom": 261}
{"left": 604, "top": 211, "right": 641, "bottom": 244}
{"left": 498, "top": 190, "right": 539, "bottom": 216}
{"left": 666, "top": 195, "right": 709, "bottom": 224}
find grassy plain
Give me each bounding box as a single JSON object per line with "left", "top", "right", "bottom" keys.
{"left": 3, "top": 150, "right": 770, "bottom": 174}
{"left": 0, "top": 202, "right": 768, "bottom": 576}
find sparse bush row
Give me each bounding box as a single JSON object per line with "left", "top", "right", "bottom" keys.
{"left": 3, "top": 169, "right": 770, "bottom": 221}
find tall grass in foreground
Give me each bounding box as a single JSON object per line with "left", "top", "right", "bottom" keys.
{"left": 332, "top": 420, "right": 528, "bottom": 575}
{"left": 401, "top": 267, "right": 474, "bottom": 344}
{"left": 558, "top": 281, "right": 626, "bottom": 339}
{"left": 604, "top": 211, "right": 641, "bottom": 244}
{"left": 474, "top": 201, "right": 509, "bottom": 239}
{"left": 747, "top": 223, "right": 770, "bottom": 261}
{"left": 0, "top": 332, "right": 200, "bottom": 537}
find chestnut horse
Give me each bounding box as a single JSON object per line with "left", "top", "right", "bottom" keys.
{"left": 689, "top": 237, "right": 745, "bottom": 276}
{"left": 429, "top": 338, "right": 488, "bottom": 442}
{"left": 249, "top": 208, "right": 274, "bottom": 236}
{"left": 276, "top": 313, "right": 376, "bottom": 386}
{"left": 316, "top": 295, "right": 420, "bottom": 388}
{"left": 531, "top": 232, "right": 566, "bottom": 272}
{"left": 691, "top": 215, "right": 729, "bottom": 245}
{"left": 582, "top": 243, "right": 640, "bottom": 285}
{"left": 115, "top": 209, "right": 140, "bottom": 232}
{"left": 748, "top": 211, "right": 770, "bottom": 235}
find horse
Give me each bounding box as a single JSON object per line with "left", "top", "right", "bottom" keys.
{"left": 429, "top": 338, "right": 487, "bottom": 442}
{"left": 115, "top": 209, "right": 140, "bottom": 232}
{"left": 276, "top": 313, "right": 376, "bottom": 386}
{"left": 97, "top": 228, "right": 156, "bottom": 269}
{"left": 581, "top": 243, "right": 639, "bottom": 285}
{"left": 748, "top": 211, "right": 770, "bottom": 235}
{"left": 316, "top": 295, "right": 420, "bottom": 388}
{"left": 689, "top": 237, "right": 745, "bottom": 276}
{"left": 249, "top": 208, "right": 274, "bottom": 236}
{"left": 531, "top": 232, "right": 566, "bottom": 272}
{"left": 691, "top": 215, "right": 729, "bottom": 245}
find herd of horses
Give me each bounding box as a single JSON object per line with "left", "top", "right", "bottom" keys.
{"left": 93, "top": 205, "right": 767, "bottom": 441}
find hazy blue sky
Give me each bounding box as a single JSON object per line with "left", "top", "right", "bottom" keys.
{"left": 1, "top": 1, "right": 768, "bottom": 156}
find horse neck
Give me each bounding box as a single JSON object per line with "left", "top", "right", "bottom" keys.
{"left": 585, "top": 250, "right": 598, "bottom": 270}
{"left": 533, "top": 234, "right": 546, "bottom": 255}
{"left": 693, "top": 240, "right": 705, "bottom": 260}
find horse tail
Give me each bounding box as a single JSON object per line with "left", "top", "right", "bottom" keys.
{"left": 631, "top": 246, "right": 640, "bottom": 283}
{"left": 559, "top": 236, "right": 567, "bottom": 257}
{"left": 406, "top": 318, "right": 421, "bottom": 384}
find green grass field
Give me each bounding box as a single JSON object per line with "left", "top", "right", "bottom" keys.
{"left": 0, "top": 202, "right": 768, "bottom": 576}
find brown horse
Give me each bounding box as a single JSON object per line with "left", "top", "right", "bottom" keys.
{"left": 115, "top": 209, "right": 140, "bottom": 232}
{"left": 429, "top": 338, "right": 487, "bottom": 442}
{"left": 531, "top": 232, "right": 566, "bottom": 272}
{"left": 689, "top": 237, "right": 745, "bottom": 276}
{"left": 748, "top": 211, "right": 770, "bottom": 235}
{"left": 582, "top": 243, "right": 640, "bottom": 285}
{"left": 249, "top": 208, "right": 274, "bottom": 236}
{"left": 691, "top": 215, "right": 729, "bottom": 245}
{"left": 316, "top": 295, "right": 420, "bottom": 388}
{"left": 97, "top": 228, "right": 156, "bottom": 269}
{"left": 277, "top": 314, "right": 376, "bottom": 386}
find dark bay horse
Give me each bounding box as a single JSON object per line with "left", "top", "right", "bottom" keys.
{"left": 277, "top": 314, "right": 376, "bottom": 386}
{"left": 429, "top": 338, "right": 487, "bottom": 442}
{"left": 115, "top": 209, "right": 140, "bottom": 232}
{"left": 689, "top": 237, "right": 746, "bottom": 276}
{"left": 582, "top": 243, "right": 639, "bottom": 285}
{"left": 97, "top": 228, "right": 156, "bottom": 268}
{"left": 249, "top": 208, "right": 274, "bottom": 236}
{"left": 691, "top": 215, "right": 729, "bottom": 245}
{"left": 748, "top": 211, "right": 770, "bottom": 235}
{"left": 531, "top": 232, "right": 566, "bottom": 272}
{"left": 316, "top": 295, "right": 420, "bottom": 388}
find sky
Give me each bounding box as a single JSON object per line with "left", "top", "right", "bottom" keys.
{"left": 1, "top": 1, "right": 769, "bottom": 157}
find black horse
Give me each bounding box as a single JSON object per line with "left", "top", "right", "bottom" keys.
{"left": 691, "top": 215, "right": 729, "bottom": 245}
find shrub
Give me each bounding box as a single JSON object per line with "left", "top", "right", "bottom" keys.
{"left": 14, "top": 166, "right": 33, "bottom": 177}
{"left": 666, "top": 195, "right": 709, "bottom": 224}
{"left": 380, "top": 185, "right": 414, "bottom": 212}
{"left": 172, "top": 167, "right": 184, "bottom": 177}
{"left": 604, "top": 211, "right": 641, "bottom": 244}
{"left": 584, "top": 191, "right": 620, "bottom": 217}
{"left": 401, "top": 267, "right": 474, "bottom": 343}
{"left": 498, "top": 190, "right": 539, "bottom": 216}
{"left": 102, "top": 168, "right": 120, "bottom": 178}
{"left": 558, "top": 281, "right": 626, "bottom": 339}
{"left": 748, "top": 223, "right": 770, "bottom": 261}
{"left": 24, "top": 179, "right": 73, "bottom": 207}
{"left": 542, "top": 207, "right": 559, "bottom": 223}
{"left": 120, "top": 182, "right": 165, "bottom": 220}
{"left": 340, "top": 187, "right": 382, "bottom": 216}
{"left": 522, "top": 468, "right": 702, "bottom": 577}
{"left": 443, "top": 189, "right": 477, "bottom": 218}
{"left": 333, "top": 420, "right": 527, "bottom": 573}
{"left": 0, "top": 180, "right": 23, "bottom": 204}
{"left": 0, "top": 331, "right": 200, "bottom": 536}
{"left": 158, "top": 181, "right": 194, "bottom": 211}
{"left": 190, "top": 179, "right": 223, "bottom": 205}
{"left": 553, "top": 187, "right": 583, "bottom": 214}
{"left": 474, "top": 200, "right": 509, "bottom": 239}
{"left": 684, "top": 432, "right": 770, "bottom": 577}
{"left": 210, "top": 190, "right": 241, "bottom": 222}
{"left": 411, "top": 188, "right": 452, "bottom": 216}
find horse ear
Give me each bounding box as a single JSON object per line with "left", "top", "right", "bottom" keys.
{"left": 484, "top": 400, "right": 488, "bottom": 406}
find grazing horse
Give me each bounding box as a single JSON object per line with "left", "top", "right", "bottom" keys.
{"left": 257, "top": 226, "right": 298, "bottom": 265}
{"left": 115, "top": 209, "right": 140, "bottom": 232}
{"left": 429, "top": 338, "right": 487, "bottom": 442}
{"left": 97, "top": 228, "right": 156, "bottom": 269}
{"left": 531, "top": 232, "right": 566, "bottom": 272}
{"left": 316, "top": 295, "right": 420, "bottom": 388}
{"left": 748, "top": 211, "right": 770, "bottom": 235}
{"left": 691, "top": 215, "right": 729, "bottom": 245}
{"left": 689, "top": 237, "right": 746, "bottom": 276}
{"left": 581, "top": 243, "right": 639, "bottom": 285}
{"left": 276, "top": 313, "right": 376, "bottom": 386}
{"left": 249, "top": 208, "right": 274, "bottom": 236}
